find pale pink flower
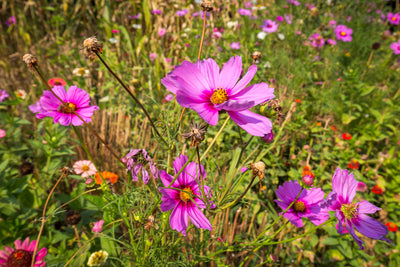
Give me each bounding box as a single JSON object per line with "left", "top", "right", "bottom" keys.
{"left": 158, "top": 28, "right": 166, "bottom": 37}
{"left": 92, "top": 219, "right": 104, "bottom": 233}
{"left": 73, "top": 160, "right": 97, "bottom": 178}
{"left": 0, "top": 129, "right": 5, "bottom": 139}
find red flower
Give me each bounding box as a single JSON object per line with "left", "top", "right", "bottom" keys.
{"left": 342, "top": 133, "right": 352, "bottom": 140}
{"left": 301, "top": 170, "right": 314, "bottom": 178}
{"left": 386, "top": 222, "right": 398, "bottom": 232}
{"left": 302, "top": 166, "right": 311, "bottom": 172}
{"left": 330, "top": 125, "right": 337, "bottom": 131}
{"left": 371, "top": 185, "right": 383, "bottom": 195}
{"left": 295, "top": 99, "right": 301, "bottom": 103}
{"left": 48, "top": 77, "right": 67, "bottom": 87}
{"left": 347, "top": 159, "right": 359, "bottom": 169}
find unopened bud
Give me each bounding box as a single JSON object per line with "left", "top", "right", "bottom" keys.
{"left": 302, "top": 175, "right": 313, "bottom": 186}
{"left": 22, "top": 54, "right": 38, "bottom": 68}
{"left": 250, "top": 161, "right": 265, "bottom": 180}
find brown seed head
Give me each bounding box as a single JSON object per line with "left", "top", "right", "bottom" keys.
{"left": 83, "top": 36, "right": 103, "bottom": 60}
{"left": 372, "top": 42, "right": 381, "bottom": 50}
{"left": 22, "top": 54, "right": 38, "bottom": 68}
{"left": 251, "top": 51, "right": 262, "bottom": 63}
{"left": 201, "top": 0, "right": 213, "bottom": 12}
{"left": 182, "top": 121, "right": 208, "bottom": 147}
{"left": 250, "top": 161, "right": 266, "bottom": 180}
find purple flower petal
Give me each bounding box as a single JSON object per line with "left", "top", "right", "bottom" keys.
{"left": 332, "top": 168, "right": 358, "bottom": 203}
{"left": 187, "top": 203, "right": 212, "bottom": 231}
{"left": 215, "top": 99, "right": 255, "bottom": 111}
{"left": 231, "top": 65, "right": 258, "bottom": 93}
{"left": 159, "top": 188, "right": 180, "bottom": 211}
{"left": 196, "top": 58, "right": 220, "bottom": 89}
{"left": 142, "top": 167, "right": 149, "bottom": 184}
{"left": 218, "top": 55, "right": 242, "bottom": 90}
{"left": 230, "top": 82, "right": 275, "bottom": 106}
{"left": 353, "top": 214, "right": 391, "bottom": 243}
{"left": 173, "top": 61, "right": 211, "bottom": 93}
{"left": 357, "top": 200, "right": 381, "bottom": 214}
{"left": 345, "top": 219, "right": 364, "bottom": 249}
{"left": 170, "top": 202, "right": 189, "bottom": 236}
{"left": 283, "top": 211, "right": 304, "bottom": 227}
{"left": 161, "top": 74, "right": 179, "bottom": 94}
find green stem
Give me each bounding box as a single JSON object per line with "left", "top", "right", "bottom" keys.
{"left": 200, "top": 116, "right": 230, "bottom": 161}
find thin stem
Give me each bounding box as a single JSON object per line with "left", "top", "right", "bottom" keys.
{"left": 31, "top": 170, "right": 67, "bottom": 267}
{"left": 196, "top": 145, "right": 210, "bottom": 210}
{"left": 31, "top": 64, "right": 126, "bottom": 167}
{"left": 95, "top": 52, "right": 168, "bottom": 147}
{"left": 219, "top": 174, "right": 257, "bottom": 210}
{"left": 197, "top": 11, "right": 208, "bottom": 60}
{"left": 63, "top": 236, "right": 96, "bottom": 267}
{"left": 200, "top": 116, "right": 230, "bottom": 161}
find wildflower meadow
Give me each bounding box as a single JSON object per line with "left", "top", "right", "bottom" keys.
{"left": 1, "top": 0, "right": 400, "bottom": 266}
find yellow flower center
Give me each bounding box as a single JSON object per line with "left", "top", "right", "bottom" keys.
{"left": 180, "top": 187, "right": 193, "bottom": 202}
{"left": 78, "top": 68, "right": 86, "bottom": 75}
{"left": 82, "top": 165, "right": 90, "bottom": 171}
{"left": 293, "top": 200, "right": 306, "bottom": 212}
{"left": 392, "top": 17, "right": 397, "bottom": 21}
{"left": 340, "top": 203, "right": 359, "bottom": 220}
{"left": 210, "top": 88, "right": 228, "bottom": 105}
{"left": 340, "top": 31, "right": 346, "bottom": 36}
{"left": 60, "top": 102, "right": 76, "bottom": 113}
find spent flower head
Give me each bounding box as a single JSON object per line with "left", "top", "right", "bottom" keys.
{"left": 182, "top": 121, "right": 208, "bottom": 147}
{"left": 122, "top": 149, "right": 158, "bottom": 184}
{"left": 0, "top": 237, "right": 47, "bottom": 267}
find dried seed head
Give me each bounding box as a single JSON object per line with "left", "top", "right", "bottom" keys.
{"left": 65, "top": 210, "right": 81, "bottom": 226}
{"left": 372, "top": 42, "right": 381, "bottom": 50}
{"left": 83, "top": 36, "right": 103, "bottom": 60}
{"left": 251, "top": 51, "right": 262, "bottom": 64}
{"left": 250, "top": 161, "right": 265, "bottom": 180}
{"left": 182, "top": 121, "right": 208, "bottom": 147}
{"left": 201, "top": 0, "right": 213, "bottom": 12}
{"left": 22, "top": 54, "right": 38, "bottom": 68}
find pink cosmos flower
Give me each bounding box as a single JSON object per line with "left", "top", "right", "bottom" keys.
{"left": 275, "top": 180, "right": 329, "bottom": 227}
{"left": 230, "top": 42, "right": 241, "bottom": 50}
{"left": 73, "top": 160, "right": 97, "bottom": 178}
{"left": 238, "top": 9, "right": 252, "bottom": 16}
{"left": 158, "top": 28, "right": 166, "bottom": 36}
{"left": 161, "top": 56, "right": 275, "bottom": 137}
{"left": 111, "top": 29, "right": 119, "bottom": 33}
{"left": 122, "top": 149, "right": 158, "bottom": 184}
{"left": 92, "top": 219, "right": 104, "bottom": 233}
{"left": 335, "top": 25, "right": 353, "bottom": 42}
{"left": 151, "top": 9, "right": 162, "bottom": 15}
{"left": 165, "top": 94, "right": 174, "bottom": 101}
{"left": 5, "top": 16, "right": 16, "bottom": 27}
{"left": 287, "top": 0, "right": 301, "bottom": 6}
{"left": 262, "top": 131, "right": 273, "bottom": 143}
{"left": 276, "top": 16, "right": 284, "bottom": 22}
{"left": 0, "top": 89, "right": 9, "bottom": 102}
{"left": 321, "top": 168, "right": 391, "bottom": 250}
{"left": 328, "top": 20, "right": 337, "bottom": 28}
{"left": 327, "top": 38, "right": 337, "bottom": 46}
{"left": 29, "top": 101, "right": 47, "bottom": 119}
{"left": 262, "top": 19, "right": 278, "bottom": 33}
{"left": 0, "top": 237, "right": 47, "bottom": 266}
{"left": 356, "top": 181, "right": 367, "bottom": 192}
{"left": 284, "top": 14, "right": 293, "bottom": 24}
{"left": 37, "top": 85, "right": 99, "bottom": 126}
{"left": 390, "top": 40, "right": 400, "bottom": 55}
{"left": 240, "top": 167, "right": 248, "bottom": 173}
{"left": 387, "top": 12, "right": 400, "bottom": 25}
{"left": 158, "top": 154, "right": 212, "bottom": 236}
{"left": 309, "top": 33, "right": 325, "bottom": 47}
{"left": 149, "top": 53, "right": 157, "bottom": 61}
{"left": 0, "top": 129, "right": 5, "bottom": 139}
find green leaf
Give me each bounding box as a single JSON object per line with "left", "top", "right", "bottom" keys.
{"left": 321, "top": 237, "right": 339, "bottom": 246}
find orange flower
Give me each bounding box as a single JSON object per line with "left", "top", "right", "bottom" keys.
{"left": 386, "top": 222, "right": 398, "bottom": 232}
{"left": 302, "top": 166, "right": 311, "bottom": 172}
{"left": 95, "top": 171, "right": 118, "bottom": 184}
{"left": 330, "top": 125, "right": 337, "bottom": 131}
{"left": 347, "top": 159, "right": 359, "bottom": 169}
{"left": 316, "top": 122, "right": 322, "bottom": 126}
{"left": 301, "top": 170, "right": 314, "bottom": 178}
{"left": 294, "top": 99, "right": 301, "bottom": 103}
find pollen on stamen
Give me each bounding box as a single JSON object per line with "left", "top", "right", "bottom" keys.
{"left": 180, "top": 187, "right": 193, "bottom": 202}
{"left": 210, "top": 87, "right": 228, "bottom": 105}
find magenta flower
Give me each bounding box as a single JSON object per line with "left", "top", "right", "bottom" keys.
{"left": 309, "top": 33, "right": 325, "bottom": 47}
{"left": 29, "top": 101, "right": 46, "bottom": 119}
{"left": 390, "top": 40, "right": 400, "bottom": 55}
{"left": 287, "top": 0, "right": 301, "bottom": 6}
{"left": 0, "top": 89, "right": 9, "bottom": 102}
{"left": 149, "top": 53, "right": 157, "bottom": 61}
{"left": 335, "top": 25, "right": 353, "bottom": 42}
{"left": 37, "top": 85, "right": 99, "bottom": 126}
{"left": 327, "top": 38, "right": 337, "bottom": 46}
{"left": 4, "top": 16, "right": 16, "bottom": 27}
{"left": 262, "top": 131, "right": 273, "bottom": 143}
{"left": 275, "top": 181, "right": 329, "bottom": 227}
{"left": 276, "top": 16, "right": 284, "bottom": 22}
{"left": 176, "top": 9, "right": 189, "bottom": 17}
{"left": 0, "top": 237, "right": 47, "bottom": 266}
{"left": 92, "top": 219, "right": 104, "bottom": 233}
{"left": 238, "top": 9, "right": 252, "bottom": 16}
{"left": 230, "top": 42, "right": 241, "bottom": 50}
{"left": 151, "top": 9, "right": 162, "bottom": 15}
{"left": 158, "top": 154, "right": 212, "bottom": 236}
{"left": 387, "top": 12, "right": 400, "bottom": 25}
{"left": 158, "top": 28, "right": 166, "bottom": 37}
{"left": 0, "top": 129, "right": 5, "bottom": 139}
{"left": 356, "top": 181, "right": 367, "bottom": 192}
{"left": 322, "top": 168, "right": 391, "bottom": 249}
{"left": 262, "top": 19, "right": 278, "bottom": 33}
{"left": 122, "top": 149, "right": 158, "bottom": 184}
{"left": 161, "top": 56, "right": 275, "bottom": 137}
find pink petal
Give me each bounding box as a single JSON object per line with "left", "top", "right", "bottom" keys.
{"left": 231, "top": 65, "right": 257, "bottom": 93}
{"left": 283, "top": 211, "right": 303, "bottom": 227}
{"left": 57, "top": 113, "right": 73, "bottom": 126}
{"left": 161, "top": 75, "right": 179, "bottom": 94}
{"left": 67, "top": 86, "right": 90, "bottom": 106}
{"left": 345, "top": 219, "right": 364, "bottom": 249}
{"left": 196, "top": 58, "right": 220, "bottom": 89}
{"left": 159, "top": 188, "right": 180, "bottom": 212}
{"left": 227, "top": 109, "right": 272, "bottom": 137}
{"left": 0, "top": 250, "right": 9, "bottom": 259}
{"left": 173, "top": 61, "right": 211, "bottom": 93}
{"left": 170, "top": 202, "right": 189, "bottom": 235}
{"left": 218, "top": 55, "right": 242, "bottom": 90}
{"left": 301, "top": 188, "right": 325, "bottom": 205}
{"left": 159, "top": 170, "right": 178, "bottom": 187}
{"left": 230, "top": 82, "right": 275, "bottom": 106}
{"left": 27, "top": 239, "right": 36, "bottom": 251}
{"left": 187, "top": 204, "right": 212, "bottom": 231}
{"left": 176, "top": 96, "right": 219, "bottom": 125}
{"left": 21, "top": 237, "right": 30, "bottom": 250}
{"left": 352, "top": 214, "right": 390, "bottom": 241}
{"left": 215, "top": 100, "right": 255, "bottom": 111}
{"left": 14, "top": 239, "right": 22, "bottom": 250}
{"left": 332, "top": 168, "right": 358, "bottom": 203}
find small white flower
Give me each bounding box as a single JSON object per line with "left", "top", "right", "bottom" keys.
{"left": 132, "top": 24, "right": 141, "bottom": 29}
{"left": 16, "top": 89, "right": 27, "bottom": 99}
{"left": 227, "top": 21, "right": 238, "bottom": 28}
{"left": 277, "top": 33, "right": 285, "bottom": 40}
{"left": 252, "top": 6, "right": 267, "bottom": 10}
{"left": 257, "top": 32, "right": 267, "bottom": 40}
{"left": 87, "top": 250, "right": 109, "bottom": 266}
{"left": 109, "top": 37, "right": 118, "bottom": 44}
{"left": 263, "top": 61, "right": 271, "bottom": 68}
{"left": 73, "top": 67, "right": 90, "bottom": 77}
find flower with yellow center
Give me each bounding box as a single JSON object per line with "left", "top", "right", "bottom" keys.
{"left": 340, "top": 203, "right": 359, "bottom": 220}
{"left": 293, "top": 200, "right": 306, "bottom": 212}
{"left": 180, "top": 187, "right": 193, "bottom": 202}
{"left": 340, "top": 31, "right": 346, "bottom": 36}
{"left": 210, "top": 88, "right": 228, "bottom": 105}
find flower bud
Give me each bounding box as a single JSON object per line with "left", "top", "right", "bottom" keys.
{"left": 302, "top": 175, "right": 313, "bottom": 186}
